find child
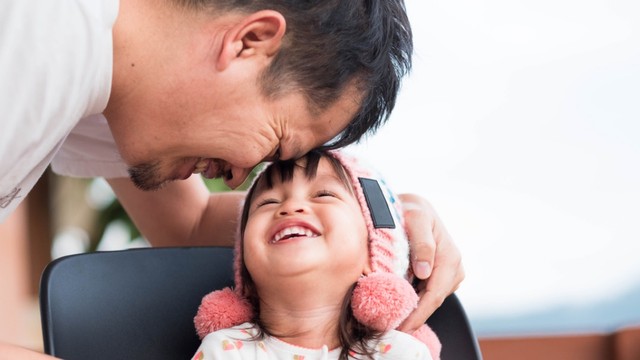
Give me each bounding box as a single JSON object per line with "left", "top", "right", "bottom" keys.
{"left": 193, "top": 150, "right": 441, "bottom": 360}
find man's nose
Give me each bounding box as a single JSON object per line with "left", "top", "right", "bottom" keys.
{"left": 222, "top": 167, "right": 253, "bottom": 189}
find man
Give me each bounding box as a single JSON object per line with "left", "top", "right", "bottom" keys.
{"left": 0, "top": 0, "right": 463, "bottom": 357}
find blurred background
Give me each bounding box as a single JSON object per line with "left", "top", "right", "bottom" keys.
{"left": 350, "top": 0, "right": 640, "bottom": 357}
{"left": 1, "top": 0, "right": 639, "bottom": 358}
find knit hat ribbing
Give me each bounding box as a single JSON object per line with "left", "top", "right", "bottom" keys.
{"left": 330, "top": 151, "right": 417, "bottom": 331}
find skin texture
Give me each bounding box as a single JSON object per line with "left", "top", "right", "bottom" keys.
{"left": 243, "top": 157, "right": 371, "bottom": 349}
{"left": 105, "top": 4, "right": 360, "bottom": 191}
{"left": 0, "top": 344, "right": 58, "bottom": 360}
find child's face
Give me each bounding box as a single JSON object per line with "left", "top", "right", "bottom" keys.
{"left": 243, "top": 157, "right": 371, "bottom": 290}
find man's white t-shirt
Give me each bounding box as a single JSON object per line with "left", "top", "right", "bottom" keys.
{"left": 0, "top": 0, "right": 121, "bottom": 222}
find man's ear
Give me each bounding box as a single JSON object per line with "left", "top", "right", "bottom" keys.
{"left": 217, "top": 10, "right": 286, "bottom": 71}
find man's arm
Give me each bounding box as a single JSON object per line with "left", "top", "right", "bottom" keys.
{"left": 107, "top": 175, "right": 244, "bottom": 247}
{"left": 397, "top": 193, "right": 465, "bottom": 333}
{"left": 0, "top": 343, "right": 59, "bottom": 360}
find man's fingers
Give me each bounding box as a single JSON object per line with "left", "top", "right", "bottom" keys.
{"left": 398, "top": 264, "right": 464, "bottom": 332}
{"left": 413, "top": 260, "right": 432, "bottom": 280}
{"left": 395, "top": 193, "right": 466, "bottom": 334}
{"left": 399, "top": 194, "right": 437, "bottom": 279}
{"left": 398, "top": 287, "right": 434, "bottom": 332}
{"left": 398, "top": 236, "right": 465, "bottom": 333}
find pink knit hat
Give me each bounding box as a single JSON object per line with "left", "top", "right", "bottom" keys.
{"left": 194, "top": 150, "right": 440, "bottom": 357}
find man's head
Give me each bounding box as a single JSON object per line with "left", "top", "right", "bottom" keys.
{"left": 178, "top": 0, "right": 414, "bottom": 148}
{"left": 106, "top": 0, "right": 412, "bottom": 191}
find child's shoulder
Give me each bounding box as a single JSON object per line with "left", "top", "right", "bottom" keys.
{"left": 193, "top": 323, "right": 262, "bottom": 360}
{"left": 375, "top": 330, "right": 432, "bottom": 360}
{"left": 380, "top": 329, "right": 427, "bottom": 346}
{"left": 202, "top": 322, "right": 259, "bottom": 342}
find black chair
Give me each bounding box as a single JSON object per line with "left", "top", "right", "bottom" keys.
{"left": 40, "top": 247, "right": 482, "bottom": 359}
{"left": 428, "top": 291, "right": 483, "bottom": 359}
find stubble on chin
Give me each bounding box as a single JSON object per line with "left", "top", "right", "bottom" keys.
{"left": 128, "top": 161, "right": 167, "bottom": 191}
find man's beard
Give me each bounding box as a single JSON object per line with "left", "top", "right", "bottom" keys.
{"left": 128, "top": 161, "right": 167, "bottom": 191}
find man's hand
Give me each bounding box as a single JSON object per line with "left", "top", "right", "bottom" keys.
{"left": 396, "top": 193, "right": 465, "bottom": 333}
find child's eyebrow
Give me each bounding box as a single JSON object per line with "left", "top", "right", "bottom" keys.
{"left": 315, "top": 174, "right": 355, "bottom": 194}
{"left": 249, "top": 181, "right": 274, "bottom": 201}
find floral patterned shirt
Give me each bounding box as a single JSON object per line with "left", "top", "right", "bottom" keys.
{"left": 192, "top": 323, "right": 432, "bottom": 360}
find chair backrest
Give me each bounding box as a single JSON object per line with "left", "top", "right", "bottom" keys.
{"left": 429, "top": 290, "right": 483, "bottom": 359}
{"left": 40, "top": 247, "right": 482, "bottom": 360}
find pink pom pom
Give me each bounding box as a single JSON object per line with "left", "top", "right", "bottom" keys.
{"left": 412, "top": 324, "right": 442, "bottom": 360}
{"left": 351, "top": 272, "right": 418, "bottom": 331}
{"left": 193, "top": 287, "right": 253, "bottom": 339}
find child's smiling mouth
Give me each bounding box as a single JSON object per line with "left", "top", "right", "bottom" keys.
{"left": 271, "top": 225, "right": 319, "bottom": 244}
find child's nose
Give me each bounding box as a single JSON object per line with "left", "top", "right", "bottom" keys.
{"left": 277, "top": 199, "right": 308, "bottom": 216}
{"left": 278, "top": 208, "right": 305, "bottom": 216}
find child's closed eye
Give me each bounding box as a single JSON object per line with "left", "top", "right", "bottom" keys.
{"left": 256, "top": 198, "right": 280, "bottom": 207}
{"left": 314, "top": 189, "right": 337, "bottom": 198}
